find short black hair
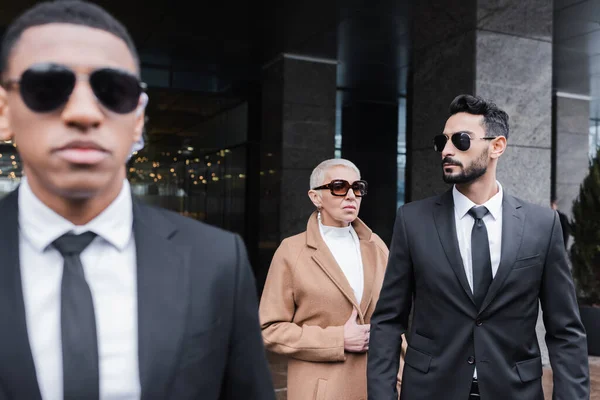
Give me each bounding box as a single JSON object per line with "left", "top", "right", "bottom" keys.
{"left": 0, "top": 0, "right": 139, "bottom": 76}
{"left": 449, "top": 94, "right": 510, "bottom": 139}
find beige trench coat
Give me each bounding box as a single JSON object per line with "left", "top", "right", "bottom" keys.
{"left": 259, "top": 212, "right": 406, "bottom": 400}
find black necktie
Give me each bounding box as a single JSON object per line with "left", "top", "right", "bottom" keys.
{"left": 53, "top": 232, "right": 99, "bottom": 400}
{"left": 468, "top": 206, "right": 492, "bottom": 309}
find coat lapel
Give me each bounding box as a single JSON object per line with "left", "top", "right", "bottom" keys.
{"left": 312, "top": 247, "right": 361, "bottom": 311}
{"left": 353, "top": 216, "right": 377, "bottom": 319}
{"left": 479, "top": 194, "right": 525, "bottom": 313}
{"left": 433, "top": 190, "right": 475, "bottom": 306}
{"left": 0, "top": 190, "right": 42, "bottom": 399}
{"left": 307, "top": 212, "right": 374, "bottom": 320}
{"left": 133, "top": 200, "right": 191, "bottom": 400}
{"left": 358, "top": 239, "right": 376, "bottom": 317}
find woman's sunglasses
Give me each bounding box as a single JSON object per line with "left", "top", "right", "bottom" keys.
{"left": 433, "top": 132, "right": 496, "bottom": 152}
{"left": 312, "top": 179, "right": 368, "bottom": 197}
{"left": 2, "top": 63, "right": 147, "bottom": 114}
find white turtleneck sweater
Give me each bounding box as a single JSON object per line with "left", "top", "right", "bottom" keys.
{"left": 319, "top": 220, "right": 364, "bottom": 303}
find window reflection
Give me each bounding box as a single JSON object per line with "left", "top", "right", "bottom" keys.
{"left": 334, "top": 91, "right": 408, "bottom": 208}
{"left": 0, "top": 135, "right": 248, "bottom": 237}
{"left": 0, "top": 142, "right": 23, "bottom": 197}
{"left": 127, "top": 143, "right": 247, "bottom": 235}
{"left": 397, "top": 97, "right": 407, "bottom": 208}
{"left": 335, "top": 91, "right": 342, "bottom": 159}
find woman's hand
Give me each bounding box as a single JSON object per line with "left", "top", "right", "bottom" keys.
{"left": 343, "top": 308, "right": 370, "bottom": 353}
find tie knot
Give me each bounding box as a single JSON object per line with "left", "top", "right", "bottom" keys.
{"left": 468, "top": 206, "right": 489, "bottom": 221}
{"left": 52, "top": 232, "right": 97, "bottom": 256}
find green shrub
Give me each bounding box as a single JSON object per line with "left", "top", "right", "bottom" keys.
{"left": 570, "top": 147, "right": 600, "bottom": 306}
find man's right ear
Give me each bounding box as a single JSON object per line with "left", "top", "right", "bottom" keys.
{"left": 0, "top": 86, "right": 14, "bottom": 142}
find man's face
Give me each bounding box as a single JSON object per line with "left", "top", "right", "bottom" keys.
{"left": 0, "top": 23, "right": 144, "bottom": 199}
{"left": 440, "top": 112, "right": 491, "bottom": 184}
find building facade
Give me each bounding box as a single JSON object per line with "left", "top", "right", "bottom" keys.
{"left": 0, "top": 0, "right": 597, "bottom": 303}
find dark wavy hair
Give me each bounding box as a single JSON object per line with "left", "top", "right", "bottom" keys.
{"left": 449, "top": 94, "right": 509, "bottom": 139}
{"left": 0, "top": 0, "right": 139, "bottom": 75}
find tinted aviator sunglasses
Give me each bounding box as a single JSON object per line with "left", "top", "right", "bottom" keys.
{"left": 312, "top": 179, "right": 368, "bottom": 197}
{"left": 2, "top": 63, "right": 147, "bottom": 114}
{"left": 433, "top": 132, "right": 496, "bottom": 152}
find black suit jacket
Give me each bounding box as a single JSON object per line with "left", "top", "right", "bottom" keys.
{"left": 557, "top": 210, "right": 571, "bottom": 249}
{"left": 0, "top": 189, "right": 275, "bottom": 400}
{"left": 367, "top": 190, "right": 589, "bottom": 400}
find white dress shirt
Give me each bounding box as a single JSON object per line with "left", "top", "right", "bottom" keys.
{"left": 19, "top": 177, "right": 141, "bottom": 400}
{"left": 319, "top": 220, "right": 364, "bottom": 303}
{"left": 453, "top": 182, "right": 503, "bottom": 379}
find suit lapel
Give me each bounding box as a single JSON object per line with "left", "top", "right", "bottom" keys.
{"left": 433, "top": 190, "right": 475, "bottom": 305}
{"left": 0, "top": 191, "right": 193, "bottom": 399}
{"left": 479, "top": 195, "right": 524, "bottom": 313}
{"left": 0, "top": 190, "right": 42, "bottom": 399}
{"left": 133, "top": 200, "right": 191, "bottom": 400}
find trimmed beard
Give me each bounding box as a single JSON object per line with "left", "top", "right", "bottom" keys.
{"left": 442, "top": 148, "right": 488, "bottom": 184}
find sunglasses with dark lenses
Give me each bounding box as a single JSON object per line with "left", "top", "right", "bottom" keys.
{"left": 433, "top": 132, "right": 496, "bottom": 152}
{"left": 2, "top": 63, "right": 147, "bottom": 114}
{"left": 312, "top": 179, "right": 368, "bottom": 197}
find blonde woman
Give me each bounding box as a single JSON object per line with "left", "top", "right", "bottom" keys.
{"left": 259, "top": 159, "right": 406, "bottom": 400}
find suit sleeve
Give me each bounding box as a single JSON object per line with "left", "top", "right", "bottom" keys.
{"left": 221, "top": 235, "right": 275, "bottom": 400}
{"left": 372, "top": 234, "right": 408, "bottom": 397}
{"left": 258, "top": 240, "right": 346, "bottom": 363}
{"left": 368, "top": 206, "right": 414, "bottom": 400}
{"left": 540, "top": 211, "right": 589, "bottom": 399}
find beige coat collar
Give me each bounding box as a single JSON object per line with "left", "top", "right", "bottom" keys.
{"left": 305, "top": 211, "right": 376, "bottom": 322}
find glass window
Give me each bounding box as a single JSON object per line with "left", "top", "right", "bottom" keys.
{"left": 335, "top": 91, "right": 408, "bottom": 209}
{"left": 397, "top": 97, "right": 407, "bottom": 209}
{"left": 335, "top": 91, "right": 342, "bottom": 158}
{"left": 127, "top": 144, "right": 246, "bottom": 235}
{"left": 0, "top": 141, "right": 22, "bottom": 198}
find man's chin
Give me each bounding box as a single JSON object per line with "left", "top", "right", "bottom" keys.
{"left": 54, "top": 184, "right": 103, "bottom": 200}
{"left": 442, "top": 173, "right": 461, "bottom": 184}
{"left": 443, "top": 174, "right": 474, "bottom": 185}
{"left": 50, "top": 173, "right": 121, "bottom": 200}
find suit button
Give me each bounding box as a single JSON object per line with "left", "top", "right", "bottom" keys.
{"left": 467, "top": 356, "right": 475, "bottom": 364}
{"left": 476, "top": 319, "right": 483, "bottom": 326}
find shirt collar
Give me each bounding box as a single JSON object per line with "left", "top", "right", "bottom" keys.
{"left": 18, "top": 177, "right": 133, "bottom": 252}
{"left": 452, "top": 181, "right": 503, "bottom": 221}
{"left": 319, "top": 219, "right": 353, "bottom": 238}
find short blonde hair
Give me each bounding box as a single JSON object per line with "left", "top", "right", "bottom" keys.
{"left": 309, "top": 158, "right": 361, "bottom": 189}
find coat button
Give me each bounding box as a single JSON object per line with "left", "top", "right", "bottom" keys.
{"left": 467, "top": 356, "right": 475, "bottom": 364}
{"left": 476, "top": 319, "right": 483, "bottom": 326}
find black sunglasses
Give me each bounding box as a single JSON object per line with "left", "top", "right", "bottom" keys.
{"left": 433, "top": 132, "right": 496, "bottom": 152}
{"left": 312, "top": 179, "right": 368, "bottom": 197}
{"left": 2, "top": 63, "right": 147, "bottom": 114}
